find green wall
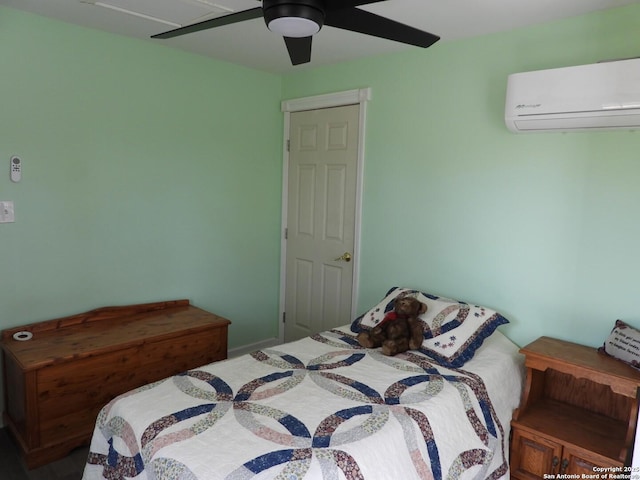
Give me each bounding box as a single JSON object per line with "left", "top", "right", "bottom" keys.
{"left": 283, "top": 3, "right": 640, "bottom": 349}
{"left": 0, "top": 7, "right": 284, "bottom": 349}
{"left": 1, "top": 3, "right": 640, "bottom": 421}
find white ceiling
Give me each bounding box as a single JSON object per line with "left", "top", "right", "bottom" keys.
{"left": 1, "top": 0, "right": 636, "bottom": 73}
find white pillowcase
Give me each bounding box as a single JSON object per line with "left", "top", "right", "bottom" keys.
{"left": 351, "top": 287, "right": 509, "bottom": 367}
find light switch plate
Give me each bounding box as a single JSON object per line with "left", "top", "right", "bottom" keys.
{"left": 0, "top": 201, "right": 15, "bottom": 223}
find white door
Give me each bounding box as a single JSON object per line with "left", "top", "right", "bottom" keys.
{"left": 284, "top": 104, "right": 360, "bottom": 342}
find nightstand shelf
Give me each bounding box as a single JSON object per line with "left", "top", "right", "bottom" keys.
{"left": 515, "top": 399, "right": 627, "bottom": 462}
{"left": 510, "top": 336, "right": 640, "bottom": 479}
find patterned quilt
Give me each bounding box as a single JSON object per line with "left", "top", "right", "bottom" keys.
{"left": 82, "top": 327, "right": 523, "bottom": 480}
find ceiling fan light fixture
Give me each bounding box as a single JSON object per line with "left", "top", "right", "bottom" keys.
{"left": 263, "top": 0, "right": 325, "bottom": 38}
{"left": 268, "top": 17, "right": 319, "bottom": 38}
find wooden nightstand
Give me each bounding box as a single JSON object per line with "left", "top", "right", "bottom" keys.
{"left": 510, "top": 336, "right": 640, "bottom": 479}
{"left": 1, "top": 299, "right": 230, "bottom": 469}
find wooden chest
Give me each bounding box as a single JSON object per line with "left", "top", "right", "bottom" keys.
{"left": 1, "top": 299, "right": 230, "bottom": 469}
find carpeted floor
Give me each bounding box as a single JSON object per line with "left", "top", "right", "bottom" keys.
{"left": 0, "top": 428, "right": 89, "bottom": 480}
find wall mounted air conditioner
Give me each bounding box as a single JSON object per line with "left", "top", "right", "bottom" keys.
{"left": 505, "top": 58, "right": 640, "bottom": 133}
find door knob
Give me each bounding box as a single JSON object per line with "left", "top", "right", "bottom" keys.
{"left": 334, "top": 252, "right": 352, "bottom": 262}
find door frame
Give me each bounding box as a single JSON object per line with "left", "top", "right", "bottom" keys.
{"left": 278, "top": 88, "right": 371, "bottom": 343}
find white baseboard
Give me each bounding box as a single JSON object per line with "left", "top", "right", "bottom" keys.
{"left": 228, "top": 337, "right": 282, "bottom": 358}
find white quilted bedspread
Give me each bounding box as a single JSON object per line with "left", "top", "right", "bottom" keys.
{"left": 82, "top": 327, "right": 523, "bottom": 480}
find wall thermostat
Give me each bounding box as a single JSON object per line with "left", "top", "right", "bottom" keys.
{"left": 10, "top": 156, "right": 21, "bottom": 183}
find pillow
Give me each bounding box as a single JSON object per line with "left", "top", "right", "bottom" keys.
{"left": 598, "top": 320, "right": 640, "bottom": 369}
{"left": 419, "top": 311, "right": 508, "bottom": 368}
{"left": 352, "top": 287, "right": 465, "bottom": 337}
{"left": 351, "top": 286, "right": 509, "bottom": 368}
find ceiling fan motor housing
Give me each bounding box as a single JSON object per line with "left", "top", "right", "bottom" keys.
{"left": 263, "top": 0, "right": 326, "bottom": 36}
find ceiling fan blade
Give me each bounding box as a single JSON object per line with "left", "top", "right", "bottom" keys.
{"left": 152, "top": 7, "right": 263, "bottom": 39}
{"left": 325, "top": 8, "right": 440, "bottom": 48}
{"left": 324, "top": 0, "right": 386, "bottom": 9}
{"left": 284, "top": 36, "right": 312, "bottom": 65}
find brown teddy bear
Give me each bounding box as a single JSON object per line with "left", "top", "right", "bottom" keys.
{"left": 357, "top": 294, "right": 427, "bottom": 356}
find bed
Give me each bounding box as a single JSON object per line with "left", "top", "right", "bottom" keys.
{"left": 82, "top": 288, "right": 525, "bottom": 480}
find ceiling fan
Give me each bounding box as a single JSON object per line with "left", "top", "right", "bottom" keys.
{"left": 151, "top": 0, "right": 440, "bottom": 66}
